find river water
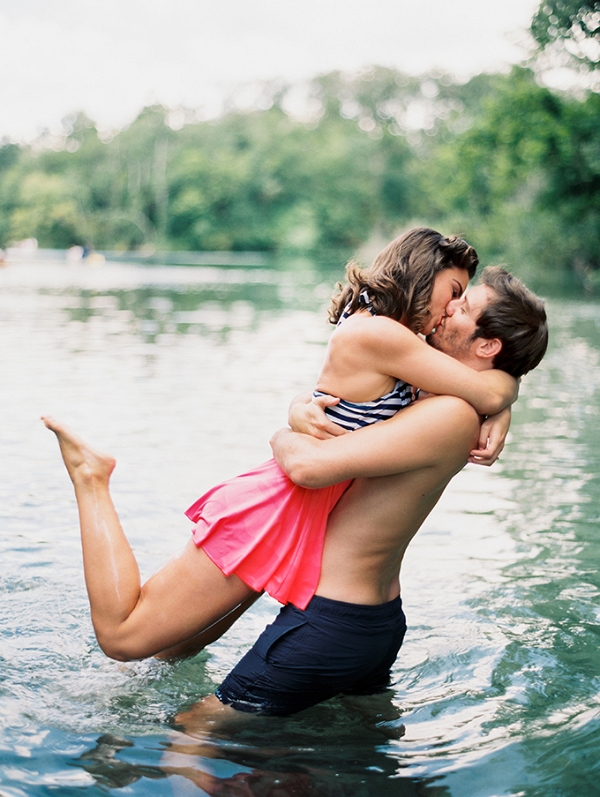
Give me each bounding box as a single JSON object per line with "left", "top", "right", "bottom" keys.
{"left": 0, "top": 256, "right": 598, "bottom": 797}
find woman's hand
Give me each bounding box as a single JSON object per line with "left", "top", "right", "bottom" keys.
{"left": 468, "top": 407, "right": 511, "bottom": 466}
{"left": 288, "top": 393, "right": 348, "bottom": 439}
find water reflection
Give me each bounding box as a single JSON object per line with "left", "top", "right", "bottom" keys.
{"left": 20, "top": 258, "right": 341, "bottom": 349}
{"left": 60, "top": 287, "right": 271, "bottom": 344}
{"left": 78, "top": 734, "right": 167, "bottom": 790}
{"left": 1, "top": 260, "right": 600, "bottom": 797}
{"left": 461, "top": 298, "right": 600, "bottom": 795}
{"left": 74, "top": 700, "right": 439, "bottom": 797}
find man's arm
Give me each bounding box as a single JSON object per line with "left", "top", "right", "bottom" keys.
{"left": 271, "top": 395, "right": 480, "bottom": 488}
{"left": 290, "top": 391, "right": 511, "bottom": 466}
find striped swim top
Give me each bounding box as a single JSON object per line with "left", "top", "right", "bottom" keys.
{"left": 313, "top": 380, "right": 414, "bottom": 431}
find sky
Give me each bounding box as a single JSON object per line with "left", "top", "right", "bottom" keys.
{"left": 1, "top": 0, "right": 541, "bottom": 142}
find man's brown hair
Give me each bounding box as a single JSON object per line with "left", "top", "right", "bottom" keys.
{"left": 475, "top": 266, "right": 548, "bottom": 377}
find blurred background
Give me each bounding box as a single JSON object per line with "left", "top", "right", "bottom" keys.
{"left": 2, "top": 3, "right": 600, "bottom": 796}
{"left": 1, "top": 0, "right": 598, "bottom": 287}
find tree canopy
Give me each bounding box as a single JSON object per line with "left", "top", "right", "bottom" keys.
{"left": 531, "top": 0, "right": 600, "bottom": 71}
{"left": 1, "top": 61, "right": 599, "bottom": 281}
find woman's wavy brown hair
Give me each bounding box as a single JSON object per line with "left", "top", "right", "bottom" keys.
{"left": 329, "top": 227, "right": 479, "bottom": 332}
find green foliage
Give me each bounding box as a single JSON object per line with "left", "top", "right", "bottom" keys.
{"left": 416, "top": 67, "right": 600, "bottom": 274}
{"left": 531, "top": 0, "right": 600, "bottom": 70}
{"left": 0, "top": 71, "right": 425, "bottom": 253}
{"left": 1, "top": 62, "right": 599, "bottom": 282}
{"left": 168, "top": 107, "right": 312, "bottom": 251}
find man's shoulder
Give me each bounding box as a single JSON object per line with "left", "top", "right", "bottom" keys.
{"left": 399, "top": 394, "right": 480, "bottom": 442}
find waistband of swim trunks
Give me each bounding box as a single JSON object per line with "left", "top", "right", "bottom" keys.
{"left": 302, "top": 594, "right": 403, "bottom": 620}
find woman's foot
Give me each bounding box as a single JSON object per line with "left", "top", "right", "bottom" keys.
{"left": 42, "top": 416, "right": 116, "bottom": 485}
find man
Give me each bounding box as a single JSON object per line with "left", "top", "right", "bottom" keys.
{"left": 177, "top": 266, "right": 548, "bottom": 726}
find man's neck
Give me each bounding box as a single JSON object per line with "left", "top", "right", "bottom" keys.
{"left": 455, "top": 354, "right": 493, "bottom": 372}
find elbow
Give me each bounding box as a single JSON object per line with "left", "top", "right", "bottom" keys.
{"left": 480, "top": 396, "right": 504, "bottom": 416}
{"left": 479, "top": 375, "right": 518, "bottom": 416}
{"left": 283, "top": 449, "right": 335, "bottom": 488}
{"left": 94, "top": 625, "right": 146, "bottom": 662}
{"left": 285, "top": 458, "right": 324, "bottom": 489}
{"left": 482, "top": 388, "right": 511, "bottom": 416}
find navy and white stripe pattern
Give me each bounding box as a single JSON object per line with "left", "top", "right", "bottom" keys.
{"left": 338, "top": 290, "right": 373, "bottom": 324}
{"left": 314, "top": 381, "right": 414, "bottom": 431}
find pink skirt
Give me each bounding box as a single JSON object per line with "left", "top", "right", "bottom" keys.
{"left": 185, "top": 458, "right": 352, "bottom": 610}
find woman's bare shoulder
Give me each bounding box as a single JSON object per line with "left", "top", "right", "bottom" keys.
{"left": 338, "top": 317, "right": 417, "bottom": 364}
{"left": 335, "top": 313, "right": 409, "bottom": 343}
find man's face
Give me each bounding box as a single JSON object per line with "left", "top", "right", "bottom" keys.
{"left": 426, "top": 283, "right": 495, "bottom": 363}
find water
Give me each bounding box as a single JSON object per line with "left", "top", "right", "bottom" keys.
{"left": 0, "top": 256, "right": 599, "bottom": 796}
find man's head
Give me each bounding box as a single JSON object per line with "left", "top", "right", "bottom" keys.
{"left": 427, "top": 266, "right": 548, "bottom": 377}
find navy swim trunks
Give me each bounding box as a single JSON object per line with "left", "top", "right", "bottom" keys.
{"left": 215, "top": 594, "right": 407, "bottom": 716}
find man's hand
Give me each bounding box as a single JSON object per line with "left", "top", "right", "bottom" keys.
{"left": 288, "top": 392, "right": 348, "bottom": 439}
{"left": 468, "top": 407, "right": 511, "bottom": 466}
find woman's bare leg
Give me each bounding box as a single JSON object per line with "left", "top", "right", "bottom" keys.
{"left": 156, "top": 591, "right": 261, "bottom": 660}
{"left": 42, "top": 417, "right": 257, "bottom": 661}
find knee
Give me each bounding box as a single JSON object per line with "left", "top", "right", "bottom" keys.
{"left": 96, "top": 638, "right": 135, "bottom": 662}
{"left": 94, "top": 628, "right": 145, "bottom": 662}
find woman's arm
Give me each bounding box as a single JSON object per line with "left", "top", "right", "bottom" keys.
{"left": 343, "top": 317, "right": 518, "bottom": 416}
{"left": 288, "top": 392, "right": 348, "bottom": 439}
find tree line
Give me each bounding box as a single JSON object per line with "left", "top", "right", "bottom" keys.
{"left": 1, "top": 0, "right": 598, "bottom": 279}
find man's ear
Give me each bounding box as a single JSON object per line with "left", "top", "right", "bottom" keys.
{"left": 475, "top": 337, "right": 502, "bottom": 361}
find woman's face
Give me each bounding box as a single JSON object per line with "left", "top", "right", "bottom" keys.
{"left": 421, "top": 267, "right": 470, "bottom": 336}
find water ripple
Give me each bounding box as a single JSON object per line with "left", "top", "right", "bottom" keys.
{"left": 1, "top": 272, "right": 599, "bottom": 795}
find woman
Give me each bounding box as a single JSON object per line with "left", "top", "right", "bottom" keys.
{"left": 43, "top": 228, "right": 515, "bottom": 663}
